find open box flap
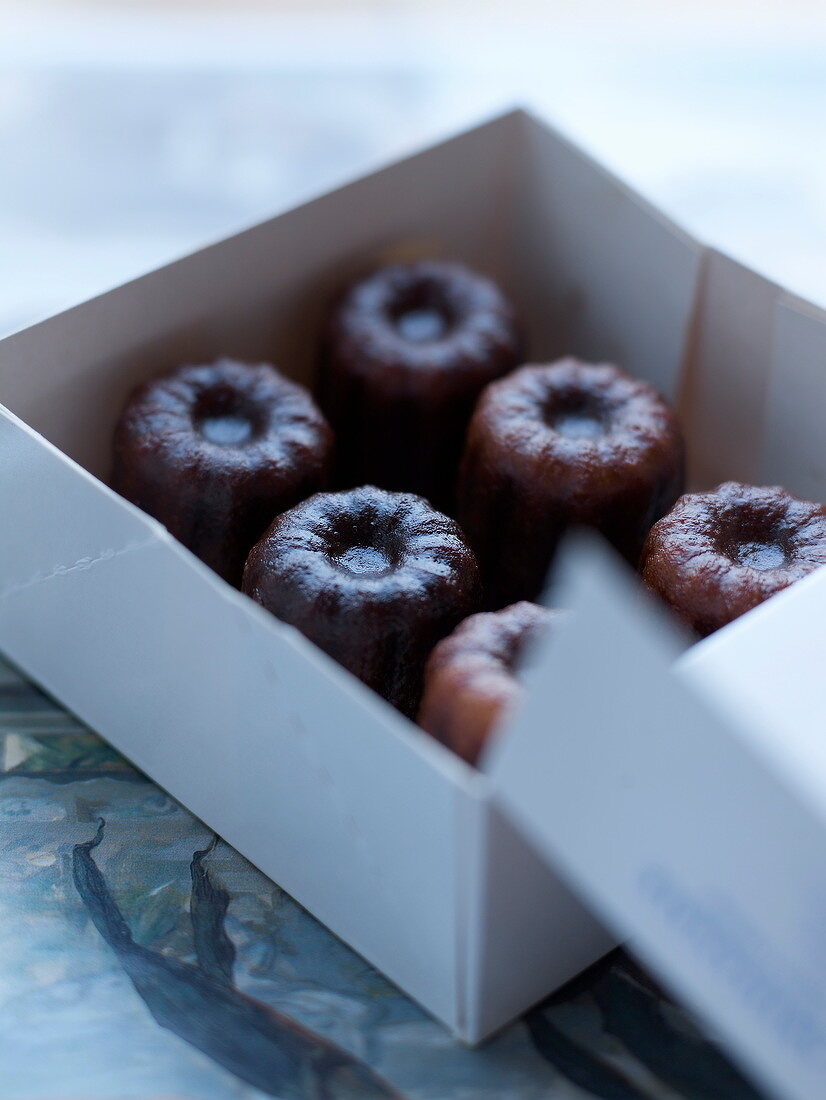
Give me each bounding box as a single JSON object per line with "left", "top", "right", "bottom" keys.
{"left": 488, "top": 536, "right": 826, "bottom": 1100}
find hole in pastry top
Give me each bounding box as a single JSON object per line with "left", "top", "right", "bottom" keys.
{"left": 325, "top": 507, "right": 404, "bottom": 578}
{"left": 193, "top": 382, "right": 261, "bottom": 446}
{"left": 386, "top": 277, "right": 455, "bottom": 344}
{"left": 394, "top": 307, "right": 450, "bottom": 343}
{"left": 714, "top": 504, "right": 792, "bottom": 571}
{"left": 731, "top": 540, "right": 787, "bottom": 571}
{"left": 334, "top": 544, "right": 395, "bottom": 577}
{"left": 543, "top": 386, "right": 610, "bottom": 440}
{"left": 199, "top": 414, "right": 255, "bottom": 446}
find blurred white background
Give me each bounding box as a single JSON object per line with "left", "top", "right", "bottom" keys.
{"left": 2, "top": 0, "right": 826, "bottom": 335}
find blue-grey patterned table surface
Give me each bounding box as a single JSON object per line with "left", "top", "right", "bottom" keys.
{"left": 1, "top": 653, "right": 763, "bottom": 1099}
{"left": 2, "top": 7, "right": 820, "bottom": 1093}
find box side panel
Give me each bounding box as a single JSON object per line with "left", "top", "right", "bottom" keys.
{"left": 515, "top": 113, "right": 703, "bottom": 404}
{"left": 758, "top": 295, "right": 826, "bottom": 500}
{"left": 679, "top": 249, "right": 780, "bottom": 488}
{"left": 458, "top": 791, "right": 613, "bottom": 1044}
{"left": 678, "top": 248, "right": 826, "bottom": 497}
{"left": 0, "top": 111, "right": 523, "bottom": 482}
{"left": 490, "top": 538, "right": 826, "bottom": 1100}
{"left": 0, "top": 407, "right": 466, "bottom": 1028}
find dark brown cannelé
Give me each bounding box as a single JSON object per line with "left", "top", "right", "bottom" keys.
{"left": 641, "top": 481, "right": 826, "bottom": 636}
{"left": 321, "top": 260, "right": 521, "bottom": 510}
{"left": 112, "top": 358, "right": 333, "bottom": 585}
{"left": 458, "top": 358, "right": 684, "bottom": 606}
{"left": 242, "top": 486, "right": 481, "bottom": 716}
{"left": 418, "top": 601, "right": 554, "bottom": 766}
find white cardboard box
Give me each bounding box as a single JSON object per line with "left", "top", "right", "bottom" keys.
{"left": 2, "top": 107, "right": 823, "bottom": 1091}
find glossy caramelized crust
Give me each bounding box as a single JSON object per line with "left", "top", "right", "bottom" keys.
{"left": 242, "top": 486, "right": 481, "bottom": 716}
{"left": 112, "top": 358, "right": 333, "bottom": 586}
{"left": 418, "top": 601, "right": 553, "bottom": 766}
{"left": 458, "top": 359, "right": 684, "bottom": 607}
{"left": 321, "top": 260, "right": 521, "bottom": 509}
{"left": 641, "top": 481, "right": 826, "bottom": 636}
